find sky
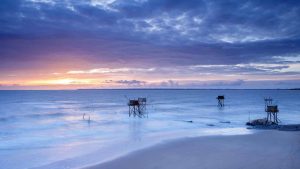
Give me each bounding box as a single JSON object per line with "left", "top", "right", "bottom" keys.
{"left": 0, "top": 0, "right": 300, "bottom": 89}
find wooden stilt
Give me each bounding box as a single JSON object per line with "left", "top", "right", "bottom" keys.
{"left": 217, "top": 95, "right": 225, "bottom": 107}
{"left": 264, "top": 97, "right": 279, "bottom": 124}
{"left": 128, "top": 98, "right": 147, "bottom": 118}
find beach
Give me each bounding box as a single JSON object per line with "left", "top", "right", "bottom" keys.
{"left": 2, "top": 0, "right": 300, "bottom": 169}
{"left": 85, "top": 130, "right": 300, "bottom": 169}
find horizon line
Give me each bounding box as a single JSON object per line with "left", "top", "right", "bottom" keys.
{"left": 0, "top": 88, "right": 299, "bottom": 91}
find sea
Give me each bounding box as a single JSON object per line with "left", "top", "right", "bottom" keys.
{"left": 0, "top": 89, "right": 299, "bottom": 169}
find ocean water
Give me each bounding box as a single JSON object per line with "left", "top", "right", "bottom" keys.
{"left": 0, "top": 89, "right": 299, "bottom": 169}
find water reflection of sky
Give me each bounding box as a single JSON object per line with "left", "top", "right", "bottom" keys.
{"left": 0, "top": 90, "right": 299, "bottom": 169}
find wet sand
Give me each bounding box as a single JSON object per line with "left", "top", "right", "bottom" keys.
{"left": 84, "top": 130, "right": 300, "bottom": 169}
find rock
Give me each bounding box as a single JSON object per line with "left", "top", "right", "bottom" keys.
{"left": 184, "top": 120, "right": 193, "bottom": 123}
{"left": 220, "top": 121, "right": 231, "bottom": 124}
{"left": 246, "top": 118, "right": 268, "bottom": 126}
{"left": 278, "top": 124, "right": 300, "bottom": 131}
{"left": 246, "top": 119, "right": 300, "bottom": 131}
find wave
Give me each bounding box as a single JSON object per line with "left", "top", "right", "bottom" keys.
{"left": 27, "top": 112, "right": 68, "bottom": 118}
{"left": 0, "top": 112, "right": 71, "bottom": 123}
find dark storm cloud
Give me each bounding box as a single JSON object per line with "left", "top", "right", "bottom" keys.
{"left": 114, "top": 0, "right": 207, "bottom": 18}
{"left": 0, "top": 0, "right": 300, "bottom": 72}
{"left": 1, "top": 0, "right": 300, "bottom": 39}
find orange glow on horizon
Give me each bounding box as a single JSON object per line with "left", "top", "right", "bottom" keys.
{"left": 1, "top": 63, "right": 299, "bottom": 89}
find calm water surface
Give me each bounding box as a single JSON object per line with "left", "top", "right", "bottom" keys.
{"left": 0, "top": 90, "right": 299, "bottom": 169}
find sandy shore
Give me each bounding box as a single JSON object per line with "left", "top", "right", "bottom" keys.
{"left": 84, "top": 130, "right": 300, "bottom": 169}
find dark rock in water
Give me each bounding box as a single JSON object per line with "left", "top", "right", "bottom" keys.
{"left": 278, "top": 124, "right": 300, "bottom": 131}
{"left": 246, "top": 118, "right": 279, "bottom": 130}
{"left": 220, "top": 121, "right": 231, "bottom": 124}
{"left": 207, "top": 124, "right": 215, "bottom": 127}
{"left": 246, "top": 119, "right": 300, "bottom": 131}
{"left": 184, "top": 120, "right": 193, "bottom": 123}
{"left": 248, "top": 125, "right": 279, "bottom": 130}
{"left": 246, "top": 118, "right": 268, "bottom": 126}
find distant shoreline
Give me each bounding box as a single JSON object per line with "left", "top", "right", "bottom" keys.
{"left": 0, "top": 88, "right": 299, "bottom": 91}
{"left": 78, "top": 88, "right": 300, "bottom": 90}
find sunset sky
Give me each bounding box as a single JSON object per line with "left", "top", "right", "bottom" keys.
{"left": 1, "top": 0, "right": 300, "bottom": 89}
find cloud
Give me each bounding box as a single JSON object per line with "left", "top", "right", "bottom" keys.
{"left": 160, "top": 80, "right": 179, "bottom": 88}
{"left": 188, "top": 63, "right": 298, "bottom": 75}
{"left": 1, "top": 0, "right": 300, "bottom": 89}
{"left": 1, "top": 0, "right": 299, "bottom": 43}
{"left": 115, "top": 80, "right": 146, "bottom": 86}
{"left": 0, "top": 83, "right": 20, "bottom": 87}
{"left": 203, "top": 79, "right": 245, "bottom": 87}
{"left": 67, "top": 67, "right": 155, "bottom": 74}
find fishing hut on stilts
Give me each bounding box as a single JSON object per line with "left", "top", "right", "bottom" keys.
{"left": 264, "top": 97, "right": 279, "bottom": 124}
{"left": 217, "top": 95, "right": 225, "bottom": 107}
{"left": 128, "top": 98, "right": 147, "bottom": 118}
